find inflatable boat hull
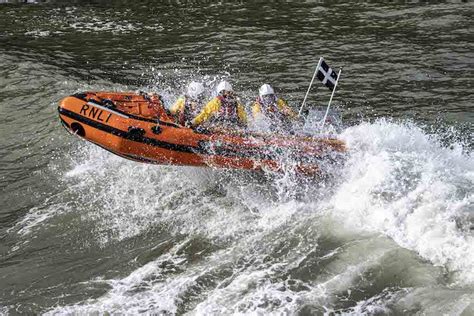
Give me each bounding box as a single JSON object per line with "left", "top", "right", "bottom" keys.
{"left": 58, "top": 92, "right": 346, "bottom": 175}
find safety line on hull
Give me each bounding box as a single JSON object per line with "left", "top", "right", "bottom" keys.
{"left": 73, "top": 95, "right": 180, "bottom": 127}
{"left": 59, "top": 107, "right": 197, "bottom": 153}
{"left": 86, "top": 101, "right": 129, "bottom": 118}
{"left": 58, "top": 107, "right": 323, "bottom": 163}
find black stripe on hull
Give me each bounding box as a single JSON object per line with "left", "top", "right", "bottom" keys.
{"left": 59, "top": 107, "right": 283, "bottom": 161}
{"left": 58, "top": 107, "right": 326, "bottom": 164}
{"left": 59, "top": 107, "right": 200, "bottom": 154}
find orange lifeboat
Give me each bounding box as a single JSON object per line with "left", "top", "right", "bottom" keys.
{"left": 58, "top": 91, "right": 346, "bottom": 175}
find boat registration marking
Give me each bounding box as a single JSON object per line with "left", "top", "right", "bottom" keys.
{"left": 79, "top": 102, "right": 128, "bottom": 123}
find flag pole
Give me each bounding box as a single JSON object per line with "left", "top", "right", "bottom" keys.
{"left": 320, "top": 68, "right": 342, "bottom": 131}
{"left": 298, "top": 57, "right": 323, "bottom": 116}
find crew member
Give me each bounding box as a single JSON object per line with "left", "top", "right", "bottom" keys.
{"left": 170, "top": 81, "right": 206, "bottom": 126}
{"left": 251, "top": 84, "right": 297, "bottom": 124}
{"left": 191, "top": 80, "right": 247, "bottom": 127}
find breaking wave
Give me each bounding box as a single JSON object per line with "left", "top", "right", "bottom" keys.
{"left": 21, "top": 118, "right": 470, "bottom": 314}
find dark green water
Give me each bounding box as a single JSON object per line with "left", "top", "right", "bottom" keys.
{"left": 0, "top": 1, "right": 473, "bottom": 315}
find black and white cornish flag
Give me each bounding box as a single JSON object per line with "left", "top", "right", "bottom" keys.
{"left": 316, "top": 58, "right": 339, "bottom": 91}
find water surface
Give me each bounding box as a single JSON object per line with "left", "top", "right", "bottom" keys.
{"left": 0, "top": 1, "right": 473, "bottom": 314}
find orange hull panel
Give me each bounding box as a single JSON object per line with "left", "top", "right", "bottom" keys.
{"left": 58, "top": 92, "right": 346, "bottom": 175}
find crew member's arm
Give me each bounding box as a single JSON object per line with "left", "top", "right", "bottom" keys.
{"left": 277, "top": 98, "right": 298, "bottom": 119}
{"left": 251, "top": 102, "right": 263, "bottom": 120}
{"left": 170, "top": 97, "right": 185, "bottom": 115}
{"left": 237, "top": 102, "right": 248, "bottom": 126}
{"left": 191, "top": 97, "right": 221, "bottom": 126}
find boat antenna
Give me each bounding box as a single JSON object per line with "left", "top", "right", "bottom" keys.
{"left": 298, "top": 56, "right": 323, "bottom": 116}
{"left": 320, "top": 68, "right": 342, "bottom": 132}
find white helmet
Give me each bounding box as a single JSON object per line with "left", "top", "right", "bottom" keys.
{"left": 259, "top": 84, "right": 275, "bottom": 97}
{"left": 216, "top": 80, "right": 233, "bottom": 94}
{"left": 187, "top": 81, "right": 205, "bottom": 99}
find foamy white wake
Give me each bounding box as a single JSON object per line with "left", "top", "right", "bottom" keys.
{"left": 14, "top": 119, "right": 473, "bottom": 314}
{"left": 333, "top": 119, "right": 473, "bottom": 285}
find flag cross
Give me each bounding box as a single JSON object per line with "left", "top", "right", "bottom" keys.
{"left": 316, "top": 60, "right": 339, "bottom": 91}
